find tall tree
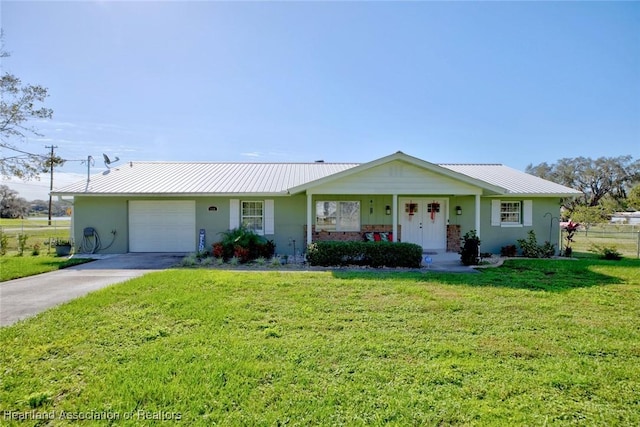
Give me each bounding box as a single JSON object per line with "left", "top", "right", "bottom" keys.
{"left": 526, "top": 156, "right": 640, "bottom": 212}
{"left": 0, "top": 32, "right": 54, "bottom": 179}
{"left": 627, "top": 184, "right": 640, "bottom": 211}
{"left": 0, "top": 184, "right": 29, "bottom": 218}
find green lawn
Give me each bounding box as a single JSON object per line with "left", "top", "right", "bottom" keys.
{"left": 1, "top": 217, "right": 72, "bottom": 253}
{"left": 0, "top": 254, "right": 92, "bottom": 282}
{"left": 570, "top": 225, "right": 639, "bottom": 259}
{"left": 1, "top": 259, "right": 639, "bottom": 425}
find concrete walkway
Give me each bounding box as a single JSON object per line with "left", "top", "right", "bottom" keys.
{"left": 0, "top": 253, "right": 184, "bottom": 327}
{"left": 419, "top": 251, "right": 478, "bottom": 272}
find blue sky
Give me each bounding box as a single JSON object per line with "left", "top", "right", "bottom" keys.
{"left": 2, "top": 1, "right": 639, "bottom": 199}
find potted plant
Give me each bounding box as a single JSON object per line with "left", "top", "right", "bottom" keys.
{"left": 54, "top": 239, "right": 73, "bottom": 256}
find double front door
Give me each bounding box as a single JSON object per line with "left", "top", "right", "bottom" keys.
{"left": 399, "top": 198, "right": 447, "bottom": 251}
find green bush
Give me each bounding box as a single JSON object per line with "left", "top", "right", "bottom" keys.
{"left": 500, "top": 245, "right": 517, "bottom": 257}
{"left": 517, "top": 230, "right": 555, "bottom": 258}
{"left": 460, "top": 230, "right": 481, "bottom": 266}
{"left": 589, "top": 244, "right": 622, "bottom": 260}
{"left": 0, "top": 232, "right": 7, "bottom": 256}
{"left": 17, "top": 234, "right": 28, "bottom": 257}
{"left": 306, "top": 241, "right": 423, "bottom": 268}
{"left": 214, "top": 227, "right": 275, "bottom": 263}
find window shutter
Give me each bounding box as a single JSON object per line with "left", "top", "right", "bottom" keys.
{"left": 264, "top": 200, "right": 275, "bottom": 235}
{"left": 491, "top": 200, "right": 501, "bottom": 226}
{"left": 523, "top": 200, "right": 533, "bottom": 226}
{"left": 230, "top": 199, "right": 240, "bottom": 229}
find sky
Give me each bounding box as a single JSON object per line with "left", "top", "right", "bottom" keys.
{"left": 1, "top": 0, "right": 639, "bottom": 200}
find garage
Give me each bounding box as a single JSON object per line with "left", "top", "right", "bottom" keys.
{"left": 129, "top": 200, "right": 196, "bottom": 252}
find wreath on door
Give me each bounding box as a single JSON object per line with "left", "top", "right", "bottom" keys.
{"left": 427, "top": 202, "right": 440, "bottom": 222}
{"left": 405, "top": 202, "right": 418, "bottom": 218}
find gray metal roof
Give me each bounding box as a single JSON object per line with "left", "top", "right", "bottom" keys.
{"left": 53, "top": 162, "right": 359, "bottom": 195}
{"left": 440, "top": 164, "right": 581, "bottom": 196}
{"left": 53, "top": 157, "right": 581, "bottom": 197}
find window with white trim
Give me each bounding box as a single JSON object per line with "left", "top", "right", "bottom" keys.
{"left": 491, "top": 199, "right": 533, "bottom": 227}
{"left": 316, "top": 201, "right": 360, "bottom": 231}
{"left": 242, "top": 201, "right": 264, "bottom": 234}
{"left": 501, "top": 201, "right": 521, "bottom": 225}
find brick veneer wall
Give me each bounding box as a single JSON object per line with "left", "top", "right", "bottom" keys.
{"left": 447, "top": 224, "right": 461, "bottom": 252}
{"left": 304, "top": 224, "right": 402, "bottom": 243}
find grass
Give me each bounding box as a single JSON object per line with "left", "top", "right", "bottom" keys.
{"left": 0, "top": 253, "right": 92, "bottom": 282}
{"left": 1, "top": 217, "right": 71, "bottom": 253}
{"left": 1, "top": 258, "right": 639, "bottom": 425}
{"left": 571, "top": 225, "right": 639, "bottom": 259}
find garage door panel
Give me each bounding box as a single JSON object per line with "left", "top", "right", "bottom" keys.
{"left": 129, "top": 201, "right": 195, "bottom": 252}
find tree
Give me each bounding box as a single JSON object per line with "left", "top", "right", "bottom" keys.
{"left": 0, "top": 32, "right": 54, "bottom": 179}
{"left": 526, "top": 156, "right": 640, "bottom": 212}
{"left": 0, "top": 184, "right": 29, "bottom": 218}
{"left": 627, "top": 184, "right": 640, "bottom": 211}
{"left": 570, "top": 205, "right": 607, "bottom": 229}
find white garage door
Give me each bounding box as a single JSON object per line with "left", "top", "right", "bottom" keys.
{"left": 129, "top": 201, "right": 196, "bottom": 252}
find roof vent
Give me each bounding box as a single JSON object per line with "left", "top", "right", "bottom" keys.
{"left": 315, "top": 160, "right": 324, "bottom": 163}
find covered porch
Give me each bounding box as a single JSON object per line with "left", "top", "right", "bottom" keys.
{"left": 303, "top": 193, "right": 483, "bottom": 253}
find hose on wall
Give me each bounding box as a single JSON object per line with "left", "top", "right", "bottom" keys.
{"left": 78, "top": 227, "right": 117, "bottom": 254}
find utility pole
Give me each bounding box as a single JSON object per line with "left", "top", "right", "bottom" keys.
{"left": 45, "top": 145, "right": 58, "bottom": 226}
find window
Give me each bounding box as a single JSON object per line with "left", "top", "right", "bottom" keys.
{"left": 316, "top": 201, "right": 360, "bottom": 231}
{"left": 242, "top": 201, "right": 263, "bottom": 234}
{"left": 491, "top": 200, "right": 533, "bottom": 227}
{"left": 501, "top": 201, "right": 521, "bottom": 224}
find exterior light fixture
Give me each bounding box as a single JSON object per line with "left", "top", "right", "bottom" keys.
{"left": 456, "top": 206, "right": 462, "bottom": 215}
{"left": 385, "top": 205, "right": 391, "bottom": 215}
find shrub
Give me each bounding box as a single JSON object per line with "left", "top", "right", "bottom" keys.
{"left": 212, "top": 242, "right": 224, "bottom": 258}
{"left": 31, "top": 243, "right": 41, "bottom": 256}
{"left": 517, "top": 230, "right": 555, "bottom": 258}
{"left": 214, "top": 227, "right": 276, "bottom": 263}
{"left": 561, "top": 220, "right": 580, "bottom": 257}
{"left": 460, "top": 230, "right": 481, "bottom": 266}
{"left": 200, "top": 257, "right": 214, "bottom": 266}
{"left": 233, "top": 245, "right": 251, "bottom": 263}
{"left": 306, "top": 241, "right": 422, "bottom": 268}
{"left": 589, "top": 244, "right": 622, "bottom": 260}
{"left": 0, "top": 232, "right": 8, "bottom": 256}
{"left": 180, "top": 254, "right": 199, "bottom": 267}
{"left": 500, "top": 245, "right": 517, "bottom": 257}
{"left": 270, "top": 256, "right": 283, "bottom": 267}
{"left": 17, "top": 234, "right": 28, "bottom": 257}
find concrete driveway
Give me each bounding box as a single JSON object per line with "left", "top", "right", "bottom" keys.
{"left": 0, "top": 253, "right": 184, "bottom": 327}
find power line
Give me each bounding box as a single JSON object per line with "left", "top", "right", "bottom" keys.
{"left": 45, "top": 145, "right": 58, "bottom": 226}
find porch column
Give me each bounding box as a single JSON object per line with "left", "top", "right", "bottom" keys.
{"left": 392, "top": 194, "right": 398, "bottom": 242}
{"left": 475, "top": 194, "right": 481, "bottom": 238}
{"left": 306, "top": 193, "right": 313, "bottom": 245}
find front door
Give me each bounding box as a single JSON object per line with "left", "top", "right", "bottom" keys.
{"left": 399, "top": 198, "right": 447, "bottom": 251}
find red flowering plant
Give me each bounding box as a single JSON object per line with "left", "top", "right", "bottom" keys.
{"left": 561, "top": 220, "right": 580, "bottom": 257}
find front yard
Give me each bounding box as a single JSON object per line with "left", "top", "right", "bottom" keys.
{"left": 0, "top": 254, "right": 91, "bottom": 282}
{"left": 1, "top": 259, "right": 638, "bottom": 425}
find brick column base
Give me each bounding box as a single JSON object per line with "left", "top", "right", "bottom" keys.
{"left": 447, "top": 225, "right": 461, "bottom": 252}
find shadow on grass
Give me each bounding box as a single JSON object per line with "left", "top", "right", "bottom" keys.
{"left": 41, "top": 258, "right": 95, "bottom": 269}
{"left": 332, "top": 258, "right": 638, "bottom": 292}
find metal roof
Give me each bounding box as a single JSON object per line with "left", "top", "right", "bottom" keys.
{"left": 53, "top": 162, "right": 359, "bottom": 195}
{"left": 440, "top": 164, "right": 582, "bottom": 196}
{"left": 52, "top": 157, "right": 581, "bottom": 197}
